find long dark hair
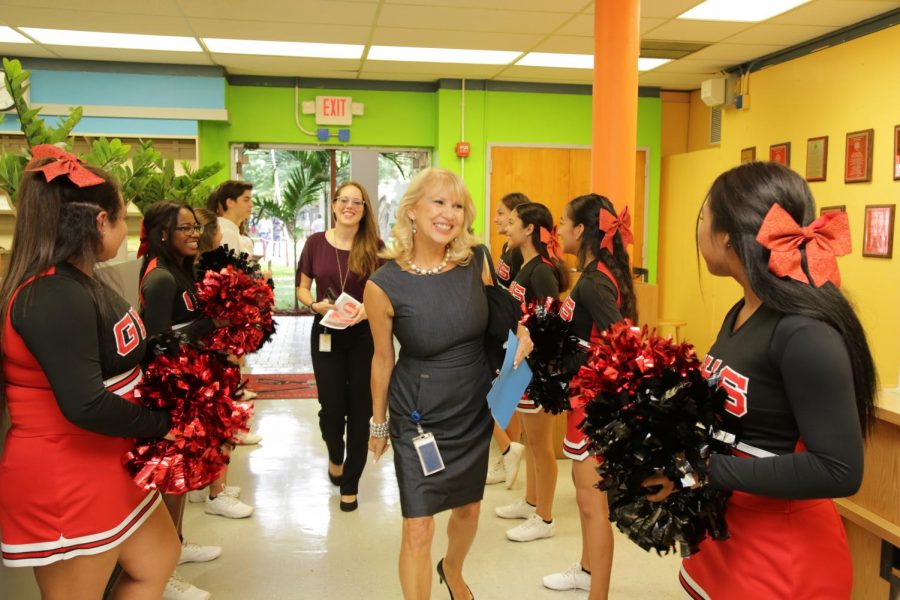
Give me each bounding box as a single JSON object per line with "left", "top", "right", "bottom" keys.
{"left": 567, "top": 194, "right": 637, "bottom": 321}
{"left": 512, "top": 202, "right": 569, "bottom": 291}
{"left": 333, "top": 181, "right": 382, "bottom": 277}
{"left": 705, "top": 161, "right": 876, "bottom": 436}
{"left": 139, "top": 201, "right": 197, "bottom": 289}
{"left": 0, "top": 160, "right": 124, "bottom": 409}
{"left": 501, "top": 192, "right": 531, "bottom": 211}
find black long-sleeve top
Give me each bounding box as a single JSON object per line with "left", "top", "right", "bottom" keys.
{"left": 702, "top": 301, "right": 864, "bottom": 499}
{"left": 509, "top": 255, "right": 560, "bottom": 305}
{"left": 11, "top": 263, "right": 170, "bottom": 438}
{"left": 559, "top": 260, "right": 623, "bottom": 374}
{"left": 139, "top": 256, "right": 215, "bottom": 340}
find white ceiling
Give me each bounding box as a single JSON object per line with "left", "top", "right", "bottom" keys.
{"left": 0, "top": 0, "right": 897, "bottom": 89}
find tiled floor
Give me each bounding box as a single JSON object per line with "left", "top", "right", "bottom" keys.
{"left": 245, "top": 316, "right": 314, "bottom": 375}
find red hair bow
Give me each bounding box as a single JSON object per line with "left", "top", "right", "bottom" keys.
{"left": 26, "top": 144, "right": 104, "bottom": 188}
{"left": 137, "top": 222, "right": 150, "bottom": 258}
{"left": 539, "top": 226, "right": 564, "bottom": 261}
{"left": 755, "top": 203, "right": 851, "bottom": 287}
{"left": 599, "top": 206, "right": 633, "bottom": 253}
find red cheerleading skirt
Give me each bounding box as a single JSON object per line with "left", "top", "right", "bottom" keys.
{"left": 680, "top": 490, "right": 852, "bottom": 599}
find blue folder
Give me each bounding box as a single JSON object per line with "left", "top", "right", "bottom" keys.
{"left": 487, "top": 330, "right": 533, "bottom": 429}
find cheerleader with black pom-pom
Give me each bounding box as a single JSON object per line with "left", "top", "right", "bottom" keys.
{"left": 542, "top": 194, "right": 637, "bottom": 599}
{"left": 494, "top": 203, "right": 569, "bottom": 544}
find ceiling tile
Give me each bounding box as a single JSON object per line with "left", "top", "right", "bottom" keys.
{"left": 640, "top": 18, "right": 669, "bottom": 34}
{"left": 556, "top": 14, "right": 592, "bottom": 36}
{"left": 361, "top": 59, "right": 505, "bottom": 77}
{"left": 723, "top": 24, "right": 839, "bottom": 45}
{"left": 377, "top": 4, "right": 570, "bottom": 34}
{"left": 0, "top": 42, "right": 58, "bottom": 59}
{"left": 640, "top": 0, "right": 705, "bottom": 19}
{"left": 370, "top": 28, "right": 541, "bottom": 51}
{"left": 684, "top": 42, "right": 788, "bottom": 62}
{"left": 497, "top": 64, "right": 593, "bottom": 83}
{"left": 638, "top": 71, "right": 709, "bottom": 89}
{"left": 214, "top": 54, "right": 361, "bottom": 77}
{"left": 0, "top": 0, "right": 183, "bottom": 16}
{"left": 354, "top": 71, "right": 443, "bottom": 82}
{"left": 189, "top": 19, "right": 371, "bottom": 45}
{"left": 531, "top": 35, "right": 593, "bottom": 53}
{"left": 768, "top": 0, "right": 900, "bottom": 26}
{"left": 384, "top": 0, "right": 590, "bottom": 11}
{"left": 0, "top": 7, "right": 196, "bottom": 36}
{"left": 644, "top": 19, "right": 754, "bottom": 43}
{"left": 653, "top": 58, "right": 731, "bottom": 74}
{"left": 176, "top": 0, "right": 378, "bottom": 26}
{"left": 48, "top": 47, "right": 213, "bottom": 65}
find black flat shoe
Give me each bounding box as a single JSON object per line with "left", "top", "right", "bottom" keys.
{"left": 436, "top": 558, "right": 474, "bottom": 600}
{"left": 339, "top": 498, "right": 358, "bottom": 512}
{"left": 328, "top": 471, "right": 342, "bottom": 486}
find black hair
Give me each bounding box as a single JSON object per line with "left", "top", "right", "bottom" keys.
{"left": 501, "top": 192, "right": 531, "bottom": 211}
{"left": 566, "top": 194, "right": 637, "bottom": 321}
{"left": 705, "top": 161, "right": 877, "bottom": 437}
{"left": 139, "top": 201, "right": 198, "bottom": 290}
{"left": 207, "top": 180, "right": 253, "bottom": 215}
{"left": 512, "top": 202, "right": 569, "bottom": 291}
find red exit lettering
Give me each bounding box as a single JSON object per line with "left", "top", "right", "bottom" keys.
{"left": 323, "top": 98, "right": 346, "bottom": 117}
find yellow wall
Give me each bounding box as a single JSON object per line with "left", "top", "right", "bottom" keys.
{"left": 661, "top": 91, "right": 690, "bottom": 157}
{"left": 659, "top": 24, "right": 900, "bottom": 385}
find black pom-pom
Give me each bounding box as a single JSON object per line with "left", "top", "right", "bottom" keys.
{"left": 521, "top": 298, "right": 585, "bottom": 414}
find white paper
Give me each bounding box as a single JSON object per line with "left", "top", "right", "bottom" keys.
{"left": 320, "top": 292, "right": 362, "bottom": 330}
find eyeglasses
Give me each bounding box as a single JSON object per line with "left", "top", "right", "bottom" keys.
{"left": 174, "top": 224, "right": 202, "bottom": 234}
{"left": 336, "top": 196, "right": 365, "bottom": 207}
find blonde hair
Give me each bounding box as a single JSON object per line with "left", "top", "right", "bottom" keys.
{"left": 381, "top": 168, "right": 478, "bottom": 266}
{"left": 194, "top": 208, "right": 220, "bottom": 254}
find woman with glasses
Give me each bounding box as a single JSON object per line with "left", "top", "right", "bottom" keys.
{"left": 296, "top": 181, "right": 383, "bottom": 512}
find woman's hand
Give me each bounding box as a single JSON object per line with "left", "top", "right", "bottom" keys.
{"left": 513, "top": 323, "right": 534, "bottom": 369}
{"left": 351, "top": 303, "right": 368, "bottom": 325}
{"left": 311, "top": 301, "right": 335, "bottom": 317}
{"left": 368, "top": 435, "right": 390, "bottom": 463}
{"left": 642, "top": 471, "right": 677, "bottom": 503}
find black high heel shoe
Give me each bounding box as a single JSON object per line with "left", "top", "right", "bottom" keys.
{"left": 436, "top": 559, "right": 474, "bottom": 600}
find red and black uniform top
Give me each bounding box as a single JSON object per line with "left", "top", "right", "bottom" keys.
{"left": 702, "top": 301, "right": 863, "bottom": 498}
{"left": 496, "top": 242, "right": 524, "bottom": 289}
{"left": 139, "top": 256, "right": 214, "bottom": 340}
{"left": 508, "top": 255, "right": 560, "bottom": 305}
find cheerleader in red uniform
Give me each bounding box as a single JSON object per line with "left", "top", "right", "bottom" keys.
{"left": 644, "top": 162, "right": 872, "bottom": 599}
{"left": 0, "top": 146, "right": 179, "bottom": 598}
{"left": 495, "top": 203, "right": 569, "bottom": 543}
{"left": 543, "top": 194, "right": 637, "bottom": 599}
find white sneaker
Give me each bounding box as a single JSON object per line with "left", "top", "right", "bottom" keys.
{"left": 503, "top": 442, "right": 525, "bottom": 489}
{"left": 495, "top": 498, "right": 536, "bottom": 520}
{"left": 188, "top": 486, "right": 241, "bottom": 503}
{"left": 543, "top": 562, "right": 591, "bottom": 591}
{"left": 178, "top": 542, "right": 222, "bottom": 565}
{"left": 205, "top": 492, "right": 254, "bottom": 519}
{"left": 234, "top": 430, "right": 262, "bottom": 445}
{"left": 506, "top": 513, "right": 555, "bottom": 542}
{"left": 486, "top": 456, "right": 505, "bottom": 485}
{"left": 163, "top": 572, "right": 211, "bottom": 600}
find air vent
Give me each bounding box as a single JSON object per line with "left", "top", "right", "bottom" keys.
{"left": 710, "top": 106, "right": 722, "bottom": 145}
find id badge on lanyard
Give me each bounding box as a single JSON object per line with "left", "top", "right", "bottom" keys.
{"left": 410, "top": 410, "right": 445, "bottom": 476}
{"left": 319, "top": 331, "right": 332, "bottom": 352}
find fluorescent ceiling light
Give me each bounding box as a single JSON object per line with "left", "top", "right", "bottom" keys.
{"left": 0, "top": 27, "right": 32, "bottom": 44}
{"left": 678, "top": 0, "right": 812, "bottom": 22}
{"left": 517, "top": 52, "right": 593, "bottom": 69}
{"left": 203, "top": 38, "right": 363, "bottom": 59}
{"left": 368, "top": 46, "right": 520, "bottom": 65}
{"left": 516, "top": 53, "right": 672, "bottom": 72}
{"left": 21, "top": 28, "right": 202, "bottom": 52}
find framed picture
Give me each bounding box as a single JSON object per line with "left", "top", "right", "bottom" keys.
{"left": 845, "top": 129, "right": 874, "bottom": 183}
{"left": 740, "top": 147, "right": 756, "bottom": 164}
{"left": 805, "top": 136, "right": 828, "bottom": 182}
{"left": 820, "top": 205, "right": 845, "bottom": 216}
{"left": 770, "top": 142, "right": 791, "bottom": 167}
{"left": 863, "top": 204, "right": 894, "bottom": 258}
{"left": 894, "top": 125, "right": 900, "bottom": 180}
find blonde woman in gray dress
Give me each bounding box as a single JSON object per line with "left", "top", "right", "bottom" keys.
{"left": 366, "top": 168, "right": 532, "bottom": 600}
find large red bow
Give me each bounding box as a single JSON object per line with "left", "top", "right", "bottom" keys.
{"left": 599, "top": 206, "right": 633, "bottom": 253}
{"left": 539, "top": 226, "right": 564, "bottom": 261}
{"left": 137, "top": 222, "right": 150, "bottom": 258}
{"left": 755, "top": 203, "right": 851, "bottom": 287}
{"left": 26, "top": 144, "right": 104, "bottom": 188}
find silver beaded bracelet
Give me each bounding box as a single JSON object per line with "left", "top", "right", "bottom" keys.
{"left": 369, "top": 417, "right": 390, "bottom": 438}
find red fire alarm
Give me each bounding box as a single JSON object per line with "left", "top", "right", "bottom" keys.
{"left": 455, "top": 141, "right": 471, "bottom": 158}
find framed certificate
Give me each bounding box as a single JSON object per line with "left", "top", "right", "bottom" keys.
{"left": 740, "top": 147, "right": 756, "bottom": 164}
{"left": 769, "top": 142, "right": 790, "bottom": 167}
{"left": 894, "top": 125, "right": 900, "bottom": 181}
{"left": 863, "top": 204, "right": 894, "bottom": 258}
{"left": 820, "top": 205, "right": 845, "bottom": 216}
{"left": 845, "top": 129, "right": 874, "bottom": 183}
{"left": 805, "top": 136, "right": 828, "bottom": 182}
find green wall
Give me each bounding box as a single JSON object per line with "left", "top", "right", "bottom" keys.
{"left": 199, "top": 83, "right": 662, "bottom": 280}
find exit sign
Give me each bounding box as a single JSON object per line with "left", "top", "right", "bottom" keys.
{"left": 315, "top": 96, "right": 352, "bottom": 126}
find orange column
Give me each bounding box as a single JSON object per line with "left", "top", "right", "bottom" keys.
{"left": 592, "top": 0, "right": 640, "bottom": 219}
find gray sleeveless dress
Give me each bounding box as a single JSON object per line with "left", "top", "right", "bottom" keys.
{"left": 369, "top": 254, "right": 492, "bottom": 518}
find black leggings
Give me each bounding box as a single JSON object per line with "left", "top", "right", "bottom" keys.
{"left": 310, "top": 319, "right": 374, "bottom": 496}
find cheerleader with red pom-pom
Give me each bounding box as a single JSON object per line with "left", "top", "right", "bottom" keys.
{"left": 541, "top": 194, "right": 637, "bottom": 599}
{"left": 0, "top": 147, "right": 179, "bottom": 597}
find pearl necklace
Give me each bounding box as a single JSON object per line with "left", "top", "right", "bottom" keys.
{"left": 408, "top": 248, "right": 451, "bottom": 275}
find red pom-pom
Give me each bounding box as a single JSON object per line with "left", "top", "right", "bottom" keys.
{"left": 195, "top": 265, "right": 276, "bottom": 357}
{"left": 123, "top": 347, "right": 253, "bottom": 493}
